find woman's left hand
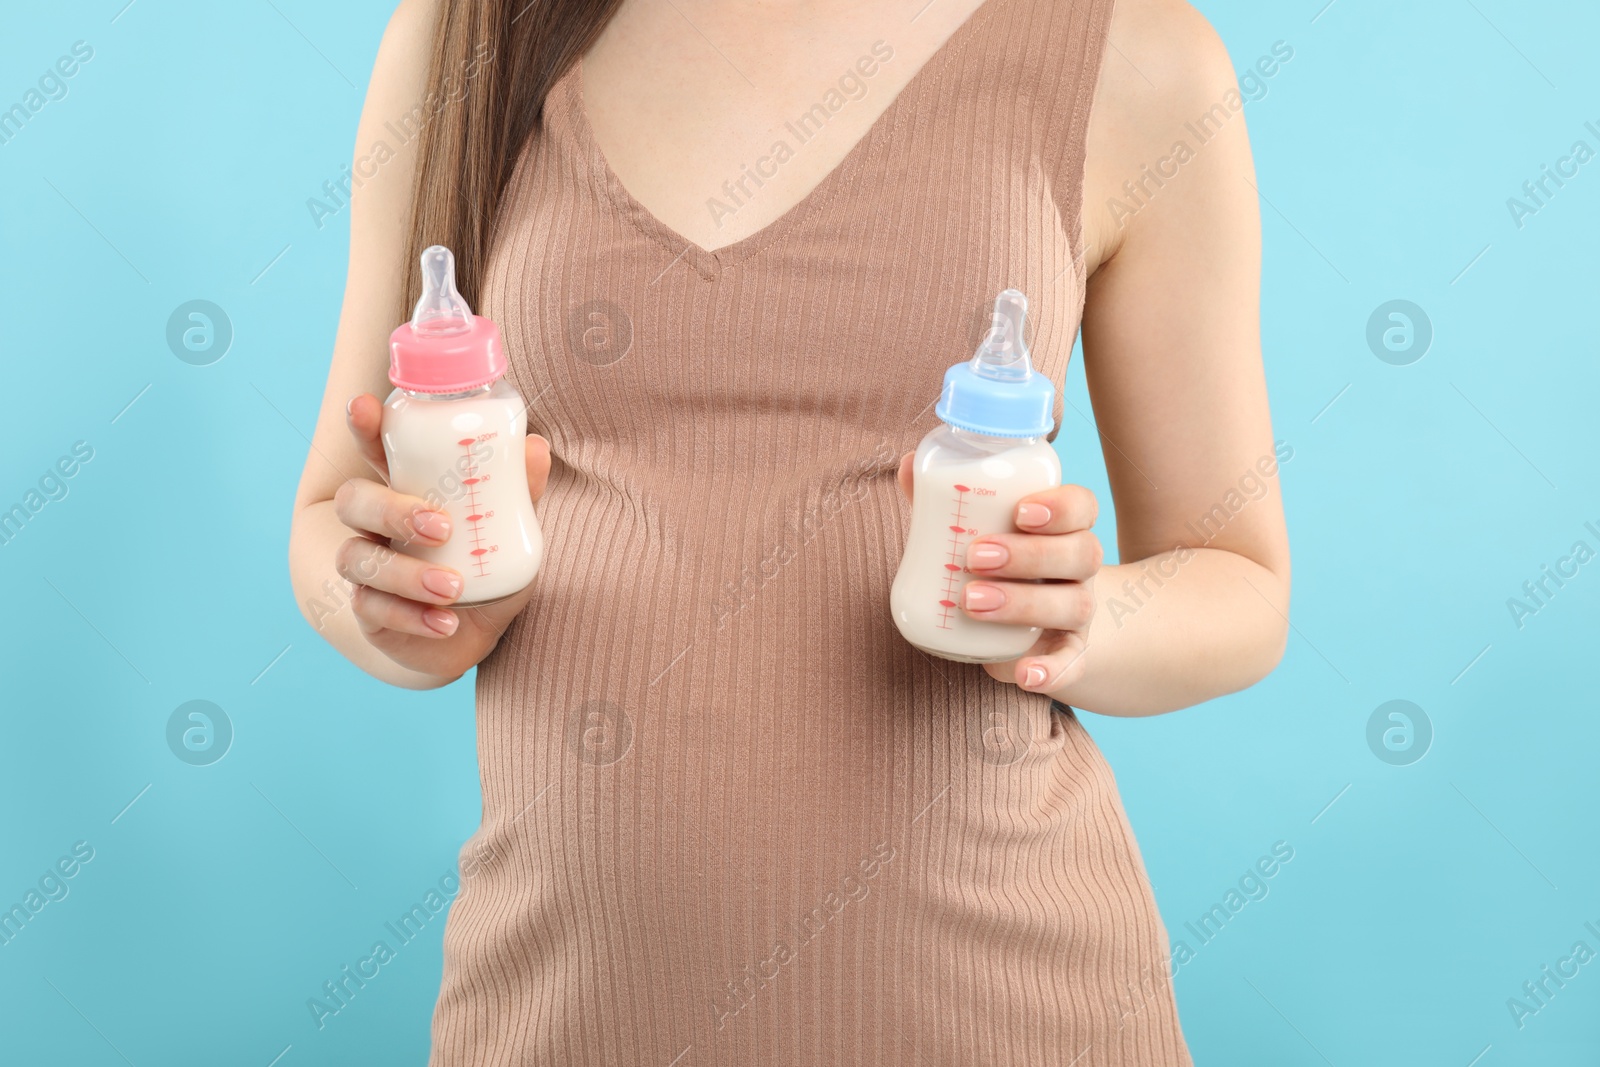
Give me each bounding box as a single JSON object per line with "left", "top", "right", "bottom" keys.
{"left": 898, "top": 455, "right": 1103, "bottom": 695}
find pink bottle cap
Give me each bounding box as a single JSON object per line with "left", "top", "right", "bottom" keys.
{"left": 388, "top": 245, "right": 506, "bottom": 393}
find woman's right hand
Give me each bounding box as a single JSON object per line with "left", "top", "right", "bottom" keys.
{"left": 331, "top": 392, "right": 552, "bottom": 683}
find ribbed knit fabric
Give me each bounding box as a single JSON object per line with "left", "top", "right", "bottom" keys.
{"left": 428, "top": 0, "right": 1191, "bottom": 1062}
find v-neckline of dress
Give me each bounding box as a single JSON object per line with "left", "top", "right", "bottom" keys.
{"left": 561, "top": 0, "right": 1010, "bottom": 279}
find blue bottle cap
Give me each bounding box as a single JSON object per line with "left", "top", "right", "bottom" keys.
{"left": 934, "top": 289, "right": 1056, "bottom": 438}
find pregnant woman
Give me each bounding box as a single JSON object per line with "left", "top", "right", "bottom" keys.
{"left": 287, "top": 0, "right": 1289, "bottom": 1061}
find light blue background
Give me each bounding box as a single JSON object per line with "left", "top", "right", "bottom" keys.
{"left": 2, "top": 1, "right": 1596, "bottom": 1064}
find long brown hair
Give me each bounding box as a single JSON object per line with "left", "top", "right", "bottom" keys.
{"left": 399, "top": 0, "right": 624, "bottom": 320}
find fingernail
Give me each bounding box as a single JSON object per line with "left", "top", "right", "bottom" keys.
{"left": 1024, "top": 664, "right": 1049, "bottom": 689}
{"left": 1017, "top": 503, "right": 1051, "bottom": 528}
{"left": 969, "top": 543, "right": 1008, "bottom": 568}
{"left": 412, "top": 510, "right": 451, "bottom": 541}
{"left": 345, "top": 395, "right": 357, "bottom": 416}
{"left": 964, "top": 584, "right": 1004, "bottom": 611}
{"left": 423, "top": 608, "right": 458, "bottom": 636}
{"left": 422, "top": 570, "right": 462, "bottom": 600}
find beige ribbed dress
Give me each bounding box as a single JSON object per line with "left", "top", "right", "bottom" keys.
{"left": 429, "top": 0, "right": 1192, "bottom": 1061}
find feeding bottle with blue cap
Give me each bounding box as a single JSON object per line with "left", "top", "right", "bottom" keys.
{"left": 890, "top": 288, "right": 1062, "bottom": 663}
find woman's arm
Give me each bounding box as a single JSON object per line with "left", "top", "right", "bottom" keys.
{"left": 1066, "top": 0, "right": 1290, "bottom": 714}
{"left": 288, "top": 0, "right": 499, "bottom": 694}
{"left": 905, "top": 0, "right": 1289, "bottom": 716}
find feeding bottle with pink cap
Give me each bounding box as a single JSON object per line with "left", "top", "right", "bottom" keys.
{"left": 381, "top": 245, "right": 543, "bottom": 605}
{"left": 891, "top": 289, "right": 1061, "bottom": 663}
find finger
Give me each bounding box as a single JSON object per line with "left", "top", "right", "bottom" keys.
{"left": 1014, "top": 483, "right": 1098, "bottom": 534}
{"left": 351, "top": 584, "right": 458, "bottom": 639}
{"left": 988, "top": 629, "right": 1089, "bottom": 694}
{"left": 346, "top": 393, "right": 390, "bottom": 481}
{"left": 965, "top": 530, "right": 1103, "bottom": 581}
{"left": 526, "top": 433, "right": 552, "bottom": 501}
{"left": 334, "top": 478, "right": 452, "bottom": 546}
{"left": 336, "top": 536, "right": 463, "bottom": 605}
{"left": 897, "top": 451, "right": 914, "bottom": 502}
{"left": 961, "top": 578, "right": 1096, "bottom": 632}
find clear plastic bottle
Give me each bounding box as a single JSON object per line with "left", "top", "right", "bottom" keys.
{"left": 890, "top": 289, "right": 1061, "bottom": 663}
{"left": 380, "top": 246, "right": 543, "bottom": 605}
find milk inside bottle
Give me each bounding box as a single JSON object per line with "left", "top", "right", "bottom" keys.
{"left": 381, "top": 245, "right": 543, "bottom": 605}
{"left": 890, "top": 289, "right": 1061, "bottom": 663}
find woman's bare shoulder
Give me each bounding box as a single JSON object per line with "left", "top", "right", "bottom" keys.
{"left": 373, "top": 0, "right": 443, "bottom": 103}
{"left": 1082, "top": 0, "right": 1244, "bottom": 269}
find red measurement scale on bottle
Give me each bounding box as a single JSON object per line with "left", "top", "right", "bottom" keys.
{"left": 936, "top": 484, "right": 971, "bottom": 629}
{"left": 457, "top": 435, "right": 497, "bottom": 578}
{"left": 934, "top": 482, "right": 1001, "bottom": 629}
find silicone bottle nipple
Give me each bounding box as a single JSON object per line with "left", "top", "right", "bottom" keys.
{"left": 972, "top": 289, "right": 1031, "bottom": 382}
{"left": 411, "top": 245, "right": 473, "bottom": 336}
{"left": 933, "top": 286, "right": 1053, "bottom": 438}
